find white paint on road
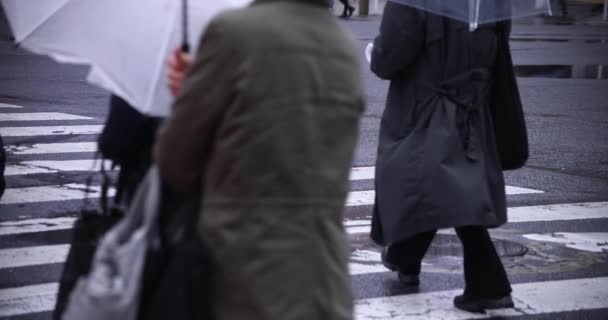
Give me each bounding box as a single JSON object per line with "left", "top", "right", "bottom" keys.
{"left": 0, "top": 103, "right": 23, "bottom": 109}
{"left": 348, "top": 167, "right": 546, "bottom": 197}
{"left": 0, "top": 283, "right": 58, "bottom": 317}
{"left": 350, "top": 166, "right": 375, "bottom": 181}
{"left": 0, "top": 112, "right": 91, "bottom": 122}
{"left": 5, "top": 142, "right": 97, "bottom": 155}
{"left": 0, "top": 244, "right": 69, "bottom": 269}
{"left": 355, "top": 277, "right": 608, "bottom": 320}
{"left": 506, "top": 185, "right": 544, "bottom": 195}
{"left": 346, "top": 185, "right": 543, "bottom": 207}
{"left": 0, "top": 125, "right": 103, "bottom": 137}
{"left": 349, "top": 262, "right": 388, "bottom": 276}
{"left": 523, "top": 232, "right": 608, "bottom": 253}
{"left": 5, "top": 160, "right": 111, "bottom": 176}
{"left": 4, "top": 277, "right": 607, "bottom": 318}
{"left": 0, "top": 184, "right": 115, "bottom": 205}
{"left": 509, "top": 202, "right": 608, "bottom": 222}
{"left": 0, "top": 217, "right": 76, "bottom": 236}
{"left": 344, "top": 202, "right": 608, "bottom": 235}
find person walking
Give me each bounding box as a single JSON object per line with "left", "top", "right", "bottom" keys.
{"left": 156, "top": 0, "right": 364, "bottom": 319}
{"left": 337, "top": 0, "right": 355, "bottom": 18}
{"left": 555, "top": 0, "right": 569, "bottom": 17}
{"left": 98, "top": 95, "right": 162, "bottom": 205}
{"left": 369, "top": 2, "right": 522, "bottom": 313}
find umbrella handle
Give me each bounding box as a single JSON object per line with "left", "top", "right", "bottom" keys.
{"left": 181, "top": 0, "right": 190, "bottom": 53}
{"left": 181, "top": 43, "right": 190, "bottom": 53}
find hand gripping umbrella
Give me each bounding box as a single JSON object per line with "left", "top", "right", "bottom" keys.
{"left": 388, "top": 0, "right": 552, "bottom": 31}
{"left": 0, "top": 0, "right": 250, "bottom": 116}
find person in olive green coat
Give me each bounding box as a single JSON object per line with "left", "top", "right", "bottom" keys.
{"left": 155, "top": 0, "right": 365, "bottom": 319}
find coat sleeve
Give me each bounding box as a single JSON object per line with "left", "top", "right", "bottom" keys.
{"left": 155, "top": 19, "right": 236, "bottom": 192}
{"left": 370, "top": 3, "right": 425, "bottom": 80}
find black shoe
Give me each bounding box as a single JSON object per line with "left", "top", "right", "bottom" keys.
{"left": 380, "top": 247, "right": 397, "bottom": 271}
{"left": 347, "top": 6, "right": 355, "bottom": 17}
{"left": 381, "top": 247, "right": 420, "bottom": 286}
{"left": 397, "top": 272, "right": 420, "bottom": 286}
{"left": 0, "top": 175, "right": 4, "bottom": 199}
{"left": 453, "top": 294, "right": 514, "bottom": 313}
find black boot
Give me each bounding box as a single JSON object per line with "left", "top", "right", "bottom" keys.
{"left": 347, "top": 5, "right": 355, "bottom": 17}
{"left": 381, "top": 247, "right": 420, "bottom": 286}
{"left": 453, "top": 294, "right": 514, "bottom": 313}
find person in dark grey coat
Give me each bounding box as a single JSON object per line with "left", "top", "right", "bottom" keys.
{"left": 370, "top": 3, "right": 516, "bottom": 313}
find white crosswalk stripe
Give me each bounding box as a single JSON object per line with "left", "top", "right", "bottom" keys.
{"left": 346, "top": 184, "right": 543, "bottom": 207}
{"left": 0, "top": 283, "right": 58, "bottom": 317}
{"left": 0, "top": 103, "right": 23, "bottom": 109}
{"left": 0, "top": 217, "right": 76, "bottom": 236}
{"left": 2, "top": 277, "right": 607, "bottom": 318}
{"left": 355, "top": 277, "right": 608, "bottom": 320}
{"left": 5, "top": 160, "right": 104, "bottom": 176}
{"left": 0, "top": 245, "right": 69, "bottom": 269}
{"left": 0, "top": 184, "right": 115, "bottom": 205}
{"left": 1, "top": 108, "right": 607, "bottom": 319}
{"left": 5, "top": 142, "right": 97, "bottom": 155}
{"left": 0, "top": 125, "right": 102, "bottom": 137}
{"left": 0, "top": 112, "right": 92, "bottom": 122}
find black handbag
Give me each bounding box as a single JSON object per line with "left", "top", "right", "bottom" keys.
{"left": 52, "top": 162, "right": 124, "bottom": 320}
{"left": 490, "top": 21, "right": 529, "bottom": 170}
{"left": 137, "top": 185, "right": 214, "bottom": 320}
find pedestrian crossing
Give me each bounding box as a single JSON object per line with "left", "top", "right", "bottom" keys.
{"left": 1, "top": 105, "right": 608, "bottom": 319}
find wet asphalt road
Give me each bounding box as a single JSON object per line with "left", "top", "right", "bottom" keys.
{"left": 1, "top": 10, "right": 608, "bottom": 320}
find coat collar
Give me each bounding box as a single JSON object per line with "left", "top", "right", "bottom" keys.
{"left": 253, "top": 0, "right": 329, "bottom": 8}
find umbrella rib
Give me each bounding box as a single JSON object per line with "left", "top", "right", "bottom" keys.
{"left": 13, "top": 0, "right": 72, "bottom": 43}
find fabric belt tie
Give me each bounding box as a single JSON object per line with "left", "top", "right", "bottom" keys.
{"left": 425, "top": 69, "right": 491, "bottom": 161}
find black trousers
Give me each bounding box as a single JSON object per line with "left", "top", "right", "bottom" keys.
{"left": 553, "top": 0, "right": 568, "bottom": 16}
{"left": 338, "top": 0, "right": 352, "bottom": 14}
{"left": 386, "top": 226, "right": 512, "bottom": 298}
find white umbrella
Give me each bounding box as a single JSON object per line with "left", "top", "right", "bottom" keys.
{"left": 1, "top": 0, "right": 251, "bottom": 116}
{"left": 388, "top": 0, "right": 551, "bottom": 31}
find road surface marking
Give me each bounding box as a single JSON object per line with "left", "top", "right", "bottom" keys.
{"left": 350, "top": 250, "right": 386, "bottom": 275}
{"left": 523, "top": 232, "right": 608, "bottom": 253}
{"left": 0, "top": 112, "right": 91, "bottom": 122}
{"left": 0, "top": 246, "right": 387, "bottom": 275}
{"left": 0, "top": 283, "right": 58, "bottom": 317}
{"left": 5, "top": 160, "right": 111, "bottom": 176}
{"left": 355, "top": 277, "right": 608, "bottom": 320}
{"left": 0, "top": 184, "right": 115, "bottom": 205}
{"left": 509, "top": 201, "right": 608, "bottom": 222}
{"left": 346, "top": 185, "right": 543, "bottom": 207}
{"left": 0, "top": 217, "right": 76, "bottom": 236}
{"left": 5, "top": 142, "right": 97, "bottom": 155}
{"left": 345, "top": 202, "right": 608, "bottom": 234}
{"left": 0, "top": 125, "right": 103, "bottom": 137}
{"left": 350, "top": 166, "right": 375, "bottom": 181}
{"left": 0, "top": 245, "right": 69, "bottom": 269}
{"left": 2, "top": 277, "right": 607, "bottom": 318}
{"left": 0, "top": 103, "right": 23, "bottom": 109}
{"left": 349, "top": 167, "right": 546, "bottom": 197}
{"left": 349, "top": 262, "right": 388, "bottom": 276}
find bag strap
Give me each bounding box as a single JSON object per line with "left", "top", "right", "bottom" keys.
{"left": 80, "top": 152, "right": 112, "bottom": 215}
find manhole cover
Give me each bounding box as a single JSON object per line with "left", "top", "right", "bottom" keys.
{"left": 427, "top": 234, "right": 528, "bottom": 258}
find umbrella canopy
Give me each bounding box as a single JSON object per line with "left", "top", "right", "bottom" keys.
{"left": 388, "top": 0, "right": 551, "bottom": 30}
{"left": 1, "top": 0, "right": 251, "bottom": 116}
